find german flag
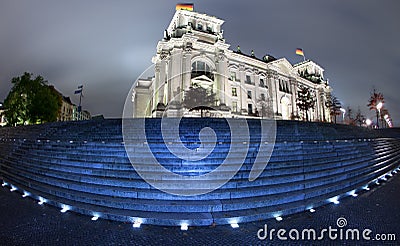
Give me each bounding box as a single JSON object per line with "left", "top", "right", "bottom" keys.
{"left": 296, "top": 48, "right": 304, "bottom": 56}
{"left": 176, "top": 3, "right": 194, "bottom": 11}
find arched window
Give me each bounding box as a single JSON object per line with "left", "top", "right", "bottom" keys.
{"left": 191, "top": 61, "right": 214, "bottom": 80}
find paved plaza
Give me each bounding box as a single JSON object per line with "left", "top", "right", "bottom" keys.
{"left": 1, "top": 173, "right": 399, "bottom": 245}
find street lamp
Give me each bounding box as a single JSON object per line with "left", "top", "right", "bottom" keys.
{"left": 366, "top": 118, "right": 372, "bottom": 128}
{"left": 340, "top": 108, "right": 346, "bottom": 123}
{"left": 376, "top": 102, "right": 383, "bottom": 128}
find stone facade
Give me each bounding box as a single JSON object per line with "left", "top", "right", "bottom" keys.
{"left": 132, "top": 9, "right": 332, "bottom": 121}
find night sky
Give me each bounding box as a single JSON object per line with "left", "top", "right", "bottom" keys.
{"left": 1, "top": 1, "right": 399, "bottom": 126}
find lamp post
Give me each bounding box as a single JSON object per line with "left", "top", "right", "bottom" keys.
{"left": 376, "top": 102, "right": 383, "bottom": 128}
{"left": 366, "top": 118, "right": 372, "bottom": 128}
{"left": 340, "top": 108, "right": 346, "bottom": 124}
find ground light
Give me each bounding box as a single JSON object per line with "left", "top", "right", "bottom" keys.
{"left": 230, "top": 223, "right": 239, "bottom": 228}
{"left": 363, "top": 186, "right": 370, "bottom": 191}
{"left": 10, "top": 185, "right": 17, "bottom": 192}
{"left": 22, "top": 191, "right": 30, "bottom": 198}
{"left": 38, "top": 197, "right": 46, "bottom": 205}
{"left": 2, "top": 181, "right": 7, "bottom": 187}
{"left": 91, "top": 216, "right": 99, "bottom": 221}
{"left": 60, "top": 204, "right": 71, "bottom": 213}
{"left": 133, "top": 221, "right": 142, "bottom": 228}
{"left": 309, "top": 208, "right": 316, "bottom": 213}
{"left": 275, "top": 216, "right": 283, "bottom": 222}
{"left": 329, "top": 197, "right": 340, "bottom": 205}
{"left": 180, "top": 223, "right": 189, "bottom": 231}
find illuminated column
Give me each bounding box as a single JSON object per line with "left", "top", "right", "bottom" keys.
{"left": 215, "top": 51, "right": 227, "bottom": 105}
{"left": 182, "top": 45, "right": 192, "bottom": 96}
{"left": 159, "top": 51, "right": 169, "bottom": 104}
{"left": 290, "top": 78, "right": 297, "bottom": 117}
{"left": 153, "top": 63, "right": 161, "bottom": 110}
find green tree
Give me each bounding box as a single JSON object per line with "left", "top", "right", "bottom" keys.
{"left": 4, "top": 72, "right": 62, "bottom": 125}
{"left": 296, "top": 87, "right": 315, "bottom": 121}
{"left": 183, "top": 83, "right": 216, "bottom": 117}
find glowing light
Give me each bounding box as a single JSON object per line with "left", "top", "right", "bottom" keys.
{"left": 351, "top": 193, "right": 358, "bottom": 197}
{"left": 38, "top": 197, "right": 46, "bottom": 205}
{"left": 309, "top": 208, "right": 316, "bottom": 213}
{"left": 230, "top": 223, "right": 239, "bottom": 228}
{"left": 60, "top": 204, "right": 71, "bottom": 213}
{"left": 91, "top": 216, "right": 99, "bottom": 221}
{"left": 364, "top": 186, "right": 370, "bottom": 191}
{"left": 2, "top": 182, "right": 7, "bottom": 187}
{"left": 275, "top": 216, "right": 283, "bottom": 221}
{"left": 377, "top": 102, "right": 383, "bottom": 110}
{"left": 366, "top": 119, "right": 372, "bottom": 126}
{"left": 180, "top": 223, "right": 189, "bottom": 231}
{"left": 10, "top": 186, "right": 17, "bottom": 192}
{"left": 22, "top": 191, "right": 30, "bottom": 198}
{"left": 329, "top": 197, "right": 340, "bottom": 205}
{"left": 133, "top": 220, "right": 142, "bottom": 228}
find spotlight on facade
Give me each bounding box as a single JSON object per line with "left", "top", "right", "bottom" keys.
{"left": 180, "top": 223, "right": 189, "bottom": 231}
{"left": 60, "top": 204, "right": 71, "bottom": 213}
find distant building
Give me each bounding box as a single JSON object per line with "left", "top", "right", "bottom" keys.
{"left": 0, "top": 102, "right": 6, "bottom": 126}
{"left": 58, "top": 96, "right": 75, "bottom": 122}
{"left": 75, "top": 109, "right": 91, "bottom": 121}
{"left": 132, "top": 8, "right": 332, "bottom": 121}
{"left": 50, "top": 86, "right": 92, "bottom": 122}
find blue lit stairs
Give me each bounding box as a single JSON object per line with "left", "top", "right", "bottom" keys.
{"left": 0, "top": 119, "right": 400, "bottom": 226}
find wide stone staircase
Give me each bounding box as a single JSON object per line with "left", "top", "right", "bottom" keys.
{"left": 0, "top": 119, "right": 399, "bottom": 226}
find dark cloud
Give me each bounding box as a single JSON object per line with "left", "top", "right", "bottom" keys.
{"left": 1, "top": 0, "right": 399, "bottom": 125}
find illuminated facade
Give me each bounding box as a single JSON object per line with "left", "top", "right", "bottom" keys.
{"left": 133, "top": 9, "right": 332, "bottom": 121}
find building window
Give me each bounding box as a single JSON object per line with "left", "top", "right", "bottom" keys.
{"left": 248, "top": 104, "right": 253, "bottom": 114}
{"left": 247, "top": 90, "right": 252, "bottom": 99}
{"left": 230, "top": 71, "right": 237, "bottom": 81}
{"left": 232, "top": 87, "right": 237, "bottom": 97}
{"left": 279, "top": 79, "right": 291, "bottom": 93}
{"left": 260, "top": 78, "right": 266, "bottom": 88}
{"left": 191, "top": 61, "right": 213, "bottom": 80}
{"left": 232, "top": 101, "right": 238, "bottom": 113}
{"left": 246, "top": 75, "right": 252, "bottom": 84}
{"left": 261, "top": 93, "right": 266, "bottom": 101}
{"left": 197, "top": 23, "right": 203, "bottom": 30}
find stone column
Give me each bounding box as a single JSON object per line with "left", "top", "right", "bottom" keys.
{"left": 215, "top": 50, "right": 227, "bottom": 105}
{"left": 290, "top": 78, "right": 298, "bottom": 118}
{"left": 159, "top": 51, "right": 169, "bottom": 105}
